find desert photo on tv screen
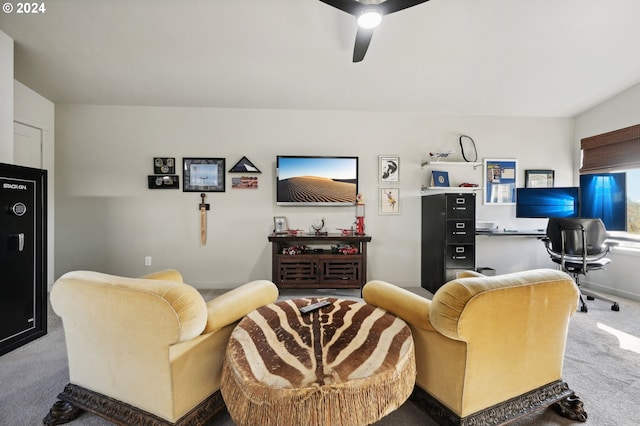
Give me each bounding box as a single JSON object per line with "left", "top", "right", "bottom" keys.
{"left": 277, "top": 157, "right": 357, "bottom": 204}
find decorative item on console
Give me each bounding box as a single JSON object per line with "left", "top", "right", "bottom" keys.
{"left": 332, "top": 245, "right": 359, "bottom": 255}
{"left": 310, "top": 218, "right": 327, "bottom": 235}
{"left": 282, "top": 245, "right": 309, "bottom": 255}
{"left": 355, "top": 193, "right": 365, "bottom": 235}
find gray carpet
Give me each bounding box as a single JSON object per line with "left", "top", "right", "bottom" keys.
{"left": 1, "top": 287, "right": 639, "bottom": 426}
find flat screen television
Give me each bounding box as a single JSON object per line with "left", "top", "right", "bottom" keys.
{"left": 579, "top": 172, "right": 626, "bottom": 231}
{"left": 276, "top": 156, "right": 359, "bottom": 206}
{"left": 516, "top": 187, "right": 580, "bottom": 218}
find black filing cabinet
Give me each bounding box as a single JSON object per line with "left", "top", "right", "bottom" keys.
{"left": 421, "top": 193, "right": 475, "bottom": 293}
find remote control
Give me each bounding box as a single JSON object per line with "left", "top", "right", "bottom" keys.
{"left": 299, "top": 300, "right": 331, "bottom": 314}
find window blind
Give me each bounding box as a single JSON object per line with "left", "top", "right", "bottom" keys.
{"left": 580, "top": 124, "right": 640, "bottom": 174}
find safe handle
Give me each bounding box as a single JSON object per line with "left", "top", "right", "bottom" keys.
{"left": 18, "top": 233, "right": 25, "bottom": 251}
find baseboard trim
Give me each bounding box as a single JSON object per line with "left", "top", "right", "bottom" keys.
{"left": 410, "top": 380, "right": 580, "bottom": 426}
{"left": 44, "top": 383, "right": 226, "bottom": 426}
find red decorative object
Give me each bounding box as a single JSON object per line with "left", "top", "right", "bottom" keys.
{"left": 355, "top": 193, "right": 365, "bottom": 235}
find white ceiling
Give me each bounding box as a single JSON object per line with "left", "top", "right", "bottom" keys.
{"left": 2, "top": 0, "right": 640, "bottom": 117}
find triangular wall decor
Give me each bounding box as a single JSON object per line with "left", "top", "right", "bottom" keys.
{"left": 229, "top": 156, "right": 261, "bottom": 173}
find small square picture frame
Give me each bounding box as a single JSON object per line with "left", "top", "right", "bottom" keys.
{"left": 273, "top": 216, "right": 289, "bottom": 234}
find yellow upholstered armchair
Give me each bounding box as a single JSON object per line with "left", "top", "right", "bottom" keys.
{"left": 363, "top": 269, "right": 586, "bottom": 425}
{"left": 44, "top": 269, "right": 278, "bottom": 426}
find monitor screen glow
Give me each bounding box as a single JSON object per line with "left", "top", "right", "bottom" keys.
{"left": 516, "top": 187, "right": 580, "bottom": 218}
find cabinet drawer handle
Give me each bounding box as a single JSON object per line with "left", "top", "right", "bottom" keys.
{"left": 453, "top": 256, "right": 467, "bottom": 260}
{"left": 453, "top": 231, "right": 467, "bottom": 235}
{"left": 455, "top": 247, "right": 465, "bottom": 253}
{"left": 456, "top": 223, "right": 465, "bottom": 228}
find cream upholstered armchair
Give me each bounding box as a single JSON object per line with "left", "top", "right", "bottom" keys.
{"left": 363, "top": 269, "right": 587, "bottom": 425}
{"left": 44, "top": 269, "right": 278, "bottom": 426}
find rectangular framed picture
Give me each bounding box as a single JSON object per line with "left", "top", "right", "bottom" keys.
{"left": 525, "top": 169, "right": 554, "bottom": 188}
{"left": 379, "top": 156, "right": 400, "bottom": 183}
{"left": 483, "top": 158, "right": 517, "bottom": 204}
{"left": 379, "top": 187, "right": 400, "bottom": 215}
{"left": 183, "top": 158, "right": 226, "bottom": 192}
{"left": 273, "top": 216, "right": 289, "bottom": 234}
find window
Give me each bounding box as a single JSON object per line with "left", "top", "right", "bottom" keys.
{"left": 624, "top": 168, "right": 640, "bottom": 235}
{"left": 581, "top": 125, "right": 640, "bottom": 244}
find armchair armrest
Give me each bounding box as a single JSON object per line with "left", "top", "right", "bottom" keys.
{"left": 456, "top": 270, "right": 485, "bottom": 279}
{"left": 362, "top": 280, "right": 434, "bottom": 331}
{"left": 140, "top": 269, "right": 184, "bottom": 283}
{"left": 203, "top": 280, "right": 279, "bottom": 333}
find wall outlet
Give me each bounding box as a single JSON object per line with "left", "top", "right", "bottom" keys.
{"left": 144, "top": 256, "right": 152, "bottom": 266}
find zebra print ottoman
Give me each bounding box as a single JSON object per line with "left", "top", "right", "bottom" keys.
{"left": 221, "top": 297, "right": 416, "bottom": 426}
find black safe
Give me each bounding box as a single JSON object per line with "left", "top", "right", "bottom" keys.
{"left": 421, "top": 192, "right": 476, "bottom": 294}
{"left": 0, "top": 163, "right": 47, "bottom": 355}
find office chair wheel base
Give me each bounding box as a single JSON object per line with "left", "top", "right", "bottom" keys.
{"left": 580, "top": 305, "right": 588, "bottom": 313}
{"left": 611, "top": 303, "right": 620, "bottom": 311}
{"left": 587, "top": 295, "right": 595, "bottom": 300}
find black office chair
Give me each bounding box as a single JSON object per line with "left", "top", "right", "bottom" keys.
{"left": 543, "top": 217, "right": 620, "bottom": 312}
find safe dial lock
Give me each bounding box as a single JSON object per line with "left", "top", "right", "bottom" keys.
{"left": 11, "top": 202, "right": 27, "bottom": 216}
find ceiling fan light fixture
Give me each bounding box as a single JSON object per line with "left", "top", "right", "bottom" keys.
{"left": 357, "top": 8, "right": 382, "bottom": 29}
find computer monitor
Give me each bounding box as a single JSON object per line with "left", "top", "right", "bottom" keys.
{"left": 516, "top": 187, "right": 580, "bottom": 218}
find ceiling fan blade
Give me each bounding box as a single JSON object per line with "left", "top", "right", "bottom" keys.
{"left": 318, "top": 0, "right": 362, "bottom": 16}
{"left": 353, "top": 26, "right": 374, "bottom": 62}
{"left": 378, "top": 0, "right": 431, "bottom": 15}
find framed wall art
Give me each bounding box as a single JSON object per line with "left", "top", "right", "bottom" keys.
{"left": 379, "top": 156, "right": 400, "bottom": 183}
{"left": 379, "top": 187, "right": 400, "bottom": 215}
{"left": 483, "top": 158, "right": 517, "bottom": 204}
{"left": 525, "top": 169, "right": 554, "bottom": 188}
{"left": 183, "top": 158, "right": 226, "bottom": 192}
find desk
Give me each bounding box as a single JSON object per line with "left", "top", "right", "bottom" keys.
{"left": 476, "top": 229, "right": 546, "bottom": 237}
{"left": 221, "top": 298, "right": 415, "bottom": 426}
{"left": 475, "top": 229, "right": 550, "bottom": 275}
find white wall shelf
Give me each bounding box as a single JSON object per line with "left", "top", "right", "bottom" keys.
{"left": 421, "top": 185, "right": 482, "bottom": 192}
{"left": 421, "top": 161, "right": 482, "bottom": 168}
{"left": 421, "top": 160, "right": 483, "bottom": 191}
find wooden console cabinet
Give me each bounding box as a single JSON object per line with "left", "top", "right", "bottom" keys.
{"left": 268, "top": 233, "right": 371, "bottom": 289}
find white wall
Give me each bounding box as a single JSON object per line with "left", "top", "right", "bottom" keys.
{"left": 574, "top": 82, "right": 640, "bottom": 301}
{"left": 14, "top": 81, "right": 55, "bottom": 287}
{"left": 0, "top": 31, "right": 13, "bottom": 162}
{"left": 55, "top": 105, "right": 574, "bottom": 288}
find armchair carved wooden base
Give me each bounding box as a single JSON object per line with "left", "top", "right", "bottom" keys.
{"left": 43, "top": 384, "right": 226, "bottom": 426}
{"left": 410, "top": 380, "right": 587, "bottom": 426}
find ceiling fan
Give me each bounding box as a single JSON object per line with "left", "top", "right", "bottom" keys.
{"left": 318, "top": 0, "right": 431, "bottom": 62}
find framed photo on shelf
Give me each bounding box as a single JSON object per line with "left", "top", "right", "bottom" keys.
{"left": 483, "top": 158, "right": 517, "bottom": 204}
{"left": 379, "top": 156, "right": 400, "bottom": 183}
{"left": 525, "top": 169, "right": 554, "bottom": 188}
{"left": 431, "top": 170, "right": 450, "bottom": 187}
{"left": 183, "top": 158, "right": 225, "bottom": 192}
{"left": 273, "top": 216, "right": 289, "bottom": 234}
{"left": 379, "top": 187, "right": 400, "bottom": 215}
